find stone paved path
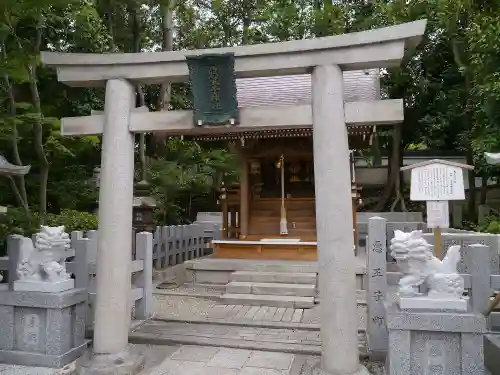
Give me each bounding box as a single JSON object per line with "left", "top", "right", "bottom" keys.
{"left": 143, "top": 345, "right": 387, "bottom": 375}
{"left": 0, "top": 344, "right": 180, "bottom": 375}
{"left": 147, "top": 346, "right": 302, "bottom": 375}
{"left": 130, "top": 320, "right": 367, "bottom": 356}
{"left": 153, "top": 294, "right": 367, "bottom": 330}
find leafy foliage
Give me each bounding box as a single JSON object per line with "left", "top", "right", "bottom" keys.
{"left": 148, "top": 138, "right": 237, "bottom": 223}
{"left": 0, "top": 207, "right": 98, "bottom": 255}
{"left": 0, "top": 0, "right": 499, "bottom": 239}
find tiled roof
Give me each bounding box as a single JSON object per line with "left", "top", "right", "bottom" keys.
{"left": 191, "top": 70, "right": 379, "bottom": 142}
{"left": 235, "top": 70, "right": 380, "bottom": 107}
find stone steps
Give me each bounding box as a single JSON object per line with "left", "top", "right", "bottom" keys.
{"left": 220, "top": 293, "right": 315, "bottom": 308}
{"left": 223, "top": 268, "right": 318, "bottom": 308}
{"left": 226, "top": 281, "right": 316, "bottom": 297}
{"left": 231, "top": 271, "right": 317, "bottom": 284}
{"left": 128, "top": 320, "right": 368, "bottom": 356}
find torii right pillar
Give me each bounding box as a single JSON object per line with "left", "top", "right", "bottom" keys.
{"left": 312, "top": 65, "right": 369, "bottom": 375}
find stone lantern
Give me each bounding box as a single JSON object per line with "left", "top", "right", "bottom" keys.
{"left": 0, "top": 155, "right": 30, "bottom": 282}
{"left": 0, "top": 155, "right": 30, "bottom": 214}
{"left": 133, "top": 180, "right": 156, "bottom": 232}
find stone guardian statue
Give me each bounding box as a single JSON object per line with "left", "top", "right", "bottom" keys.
{"left": 390, "top": 230, "right": 466, "bottom": 311}
{"left": 14, "top": 225, "right": 74, "bottom": 292}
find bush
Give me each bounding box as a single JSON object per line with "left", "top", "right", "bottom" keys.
{"left": 485, "top": 221, "right": 500, "bottom": 234}
{"left": 46, "top": 209, "right": 98, "bottom": 233}
{"left": 475, "top": 215, "right": 500, "bottom": 234}
{"left": 0, "top": 208, "right": 98, "bottom": 256}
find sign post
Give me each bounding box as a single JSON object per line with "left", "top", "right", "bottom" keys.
{"left": 425, "top": 200, "right": 449, "bottom": 258}
{"left": 401, "top": 159, "right": 474, "bottom": 258}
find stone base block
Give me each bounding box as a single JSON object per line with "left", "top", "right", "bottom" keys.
{"left": 0, "top": 342, "right": 87, "bottom": 368}
{"left": 485, "top": 334, "right": 500, "bottom": 375}
{"left": 398, "top": 296, "right": 468, "bottom": 312}
{"left": 0, "top": 288, "right": 87, "bottom": 368}
{"left": 312, "top": 364, "right": 371, "bottom": 375}
{"left": 385, "top": 302, "right": 486, "bottom": 375}
{"left": 78, "top": 350, "right": 145, "bottom": 375}
{"left": 14, "top": 278, "right": 75, "bottom": 293}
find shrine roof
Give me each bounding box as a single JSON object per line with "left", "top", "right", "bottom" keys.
{"left": 189, "top": 70, "right": 378, "bottom": 142}
{"left": 0, "top": 155, "right": 30, "bottom": 176}
{"left": 400, "top": 159, "right": 474, "bottom": 171}
{"left": 235, "top": 70, "right": 380, "bottom": 107}
{"left": 191, "top": 125, "right": 373, "bottom": 142}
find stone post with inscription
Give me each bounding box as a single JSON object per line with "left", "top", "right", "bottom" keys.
{"left": 366, "top": 217, "right": 388, "bottom": 360}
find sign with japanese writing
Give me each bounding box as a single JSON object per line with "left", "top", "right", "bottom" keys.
{"left": 22, "top": 313, "right": 40, "bottom": 349}
{"left": 366, "top": 217, "right": 388, "bottom": 356}
{"left": 409, "top": 164, "right": 465, "bottom": 201}
{"left": 426, "top": 201, "right": 449, "bottom": 229}
{"left": 186, "top": 53, "right": 239, "bottom": 126}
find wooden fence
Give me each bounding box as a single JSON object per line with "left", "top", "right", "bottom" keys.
{"left": 0, "top": 223, "right": 220, "bottom": 326}
{"left": 365, "top": 216, "right": 500, "bottom": 359}
{"left": 152, "top": 223, "right": 220, "bottom": 269}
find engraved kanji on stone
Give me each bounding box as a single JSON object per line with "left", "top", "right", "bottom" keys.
{"left": 372, "top": 316, "right": 384, "bottom": 326}
{"left": 372, "top": 290, "right": 384, "bottom": 302}
{"left": 372, "top": 240, "right": 383, "bottom": 253}
{"left": 371, "top": 268, "right": 383, "bottom": 277}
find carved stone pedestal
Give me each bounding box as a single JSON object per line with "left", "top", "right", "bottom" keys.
{"left": 14, "top": 278, "right": 75, "bottom": 293}
{"left": 399, "top": 295, "right": 468, "bottom": 312}
{"left": 385, "top": 302, "right": 486, "bottom": 375}
{"left": 0, "top": 288, "right": 87, "bottom": 368}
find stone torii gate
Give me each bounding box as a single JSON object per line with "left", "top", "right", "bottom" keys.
{"left": 42, "top": 20, "right": 426, "bottom": 375}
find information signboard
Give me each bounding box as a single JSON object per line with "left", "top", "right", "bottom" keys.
{"left": 426, "top": 201, "right": 449, "bottom": 229}
{"left": 410, "top": 163, "right": 465, "bottom": 201}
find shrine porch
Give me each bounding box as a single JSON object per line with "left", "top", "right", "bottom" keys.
{"left": 212, "top": 238, "right": 318, "bottom": 261}
{"left": 183, "top": 257, "right": 366, "bottom": 290}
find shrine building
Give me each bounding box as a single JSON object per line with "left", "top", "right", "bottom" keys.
{"left": 192, "top": 71, "right": 379, "bottom": 260}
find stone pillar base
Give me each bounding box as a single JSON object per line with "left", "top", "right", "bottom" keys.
{"left": 312, "top": 364, "right": 371, "bottom": 375}
{"left": 78, "top": 349, "right": 144, "bottom": 375}
{"left": 385, "top": 302, "right": 486, "bottom": 375}
{"left": 0, "top": 288, "right": 87, "bottom": 368}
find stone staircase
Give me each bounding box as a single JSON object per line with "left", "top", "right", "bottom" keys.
{"left": 249, "top": 198, "right": 316, "bottom": 237}
{"left": 220, "top": 270, "right": 317, "bottom": 308}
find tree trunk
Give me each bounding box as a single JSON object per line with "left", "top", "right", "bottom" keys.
{"left": 465, "top": 79, "right": 477, "bottom": 220}
{"left": 241, "top": 1, "right": 252, "bottom": 45}
{"left": 374, "top": 122, "right": 403, "bottom": 212}
{"left": 105, "top": 0, "right": 116, "bottom": 51}
{"left": 152, "top": 1, "right": 175, "bottom": 153}
{"left": 1, "top": 42, "right": 29, "bottom": 213}
{"left": 27, "top": 23, "right": 49, "bottom": 221}
{"left": 129, "top": 3, "right": 147, "bottom": 180}
{"left": 158, "top": 0, "right": 174, "bottom": 111}
{"left": 480, "top": 174, "right": 488, "bottom": 205}
{"left": 451, "top": 28, "right": 476, "bottom": 221}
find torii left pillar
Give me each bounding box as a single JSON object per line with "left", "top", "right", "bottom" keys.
{"left": 80, "top": 79, "right": 144, "bottom": 374}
